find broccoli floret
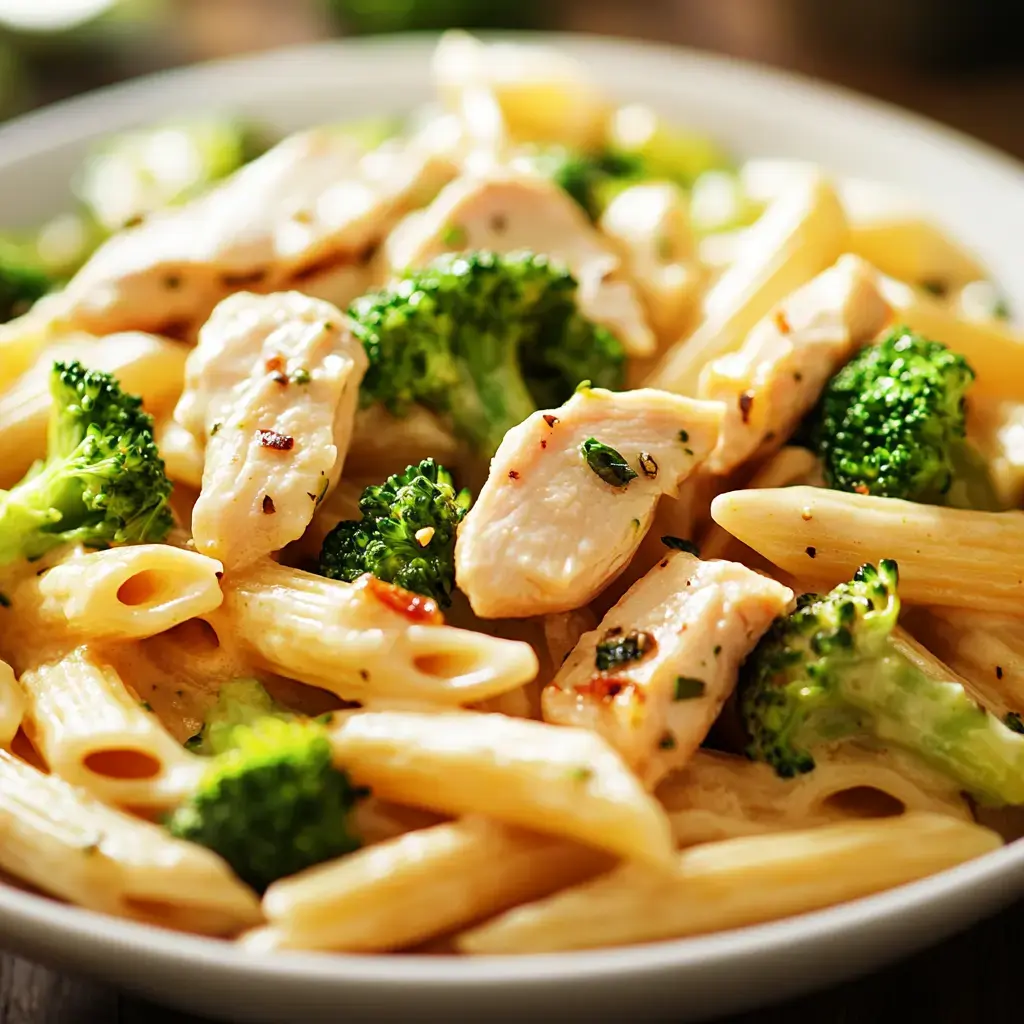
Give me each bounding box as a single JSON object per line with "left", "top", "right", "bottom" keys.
{"left": 167, "top": 717, "right": 365, "bottom": 892}
{"left": 351, "top": 250, "right": 626, "bottom": 458}
{"left": 0, "top": 242, "right": 53, "bottom": 322}
{"left": 522, "top": 146, "right": 644, "bottom": 220}
{"left": 740, "top": 559, "right": 1024, "bottom": 805}
{"left": 75, "top": 117, "right": 267, "bottom": 234}
{"left": 185, "top": 679, "right": 293, "bottom": 757}
{"left": 0, "top": 361, "right": 173, "bottom": 567}
{"left": 318, "top": 458, "right": 470, "bottom": 607}
{"left": 810, "top": 327, "right": 999, "bottom": 508}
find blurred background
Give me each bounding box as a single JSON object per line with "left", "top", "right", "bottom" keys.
{"left": 1, "top": 0, "right": 1022, "bottom": 160}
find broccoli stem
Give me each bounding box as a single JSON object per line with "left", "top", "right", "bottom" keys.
{"left": 839, "top": 645, "right": 1024, "bottom": 806}
{"left": 448, "top": 354, "right": 538, "bottom": 460}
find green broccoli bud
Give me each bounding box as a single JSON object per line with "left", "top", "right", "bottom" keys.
{"left": 167, "top": 717, "right": 365, "bottom": 893}
{"left": 810, "top": 327, "right": 1000, "bottom": 508}
{"left": 0, "top": 361, "right": 174, "bottom": 568}
{"left": 521, "top": 145, "right": 644, "bottom": 220}
{"left": 184, "top": 679, "right": 293, "bottom": 757}
{"left": 740, "top": 559, "right": 1024, "bottom": 805}
{"left": 0, "top": 241, "right": 53, "bottom": 322}
{"left": 350, "top": 250, "right": 626, "bottom": 458}
{"left": 75, "top": 117, "right": 267, "bottom": 234}
{"left": 318, "top": 458, "right": 470, "bottom": 607}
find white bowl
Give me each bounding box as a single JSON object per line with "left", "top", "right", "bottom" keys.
{"left": 1, "top": 32, "right": 1023, "bottom": 1024}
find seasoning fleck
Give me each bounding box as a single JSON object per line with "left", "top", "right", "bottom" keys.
{"left": 658, "top": 731, "right": 677, "bottom": 750}
{"left": 262, "top": 495, "right": 276, "bottom": 515}
{"left": 543, "top": 414, "right": 560, "bottom": 428}
{"left": 568, "top": 765, "right": 594, "bottom": 783}
{"left": 801, "top": 506, "right": 813, "bottom": 521}
{"left": 997, "top": 665, "right": 1004, "bottom": 680}
{"left": 595, "top": 629, "right": 656, "bottom": 671}
{"left": 678, "top": 429, "right": 689, "bottom": 443}
{"left": 774, "top": 309, "right": 792, "bottom": 334}
{"left": 806, "top": 546, "right": 817, "bottom": 559}
{"left": 259, "top": 429, "right": 295, "bottom": 451}
{"left": 508, "top": 470, "right": 520, "bottom": 481}
{"left": 662, "top": 536, "right": 699, "bottom": 556}
{"left": 415, "top": 527, "right": 435, "bottom": 547}
{"left": 738, "top": 391, "right": 754, "bottom": 424}
{"left": 581, "top": 438, "right": 637, "bottom": 488}
{"left": 638, "top": 452, "right": 659, "bottom": 478}
{"left": 290, "top": 367, "right": 312, "bottom": 385}
{"left": 673, "top": 677, "right": 706, "bottom": 701}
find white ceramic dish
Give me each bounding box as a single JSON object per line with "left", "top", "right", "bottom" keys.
{"left": 1, "top": 32, "right": 1023, "bottom": 1024}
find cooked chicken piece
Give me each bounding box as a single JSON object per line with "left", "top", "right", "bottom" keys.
{"left": 698, "top": 254, "right": 892, "bottom": 475}
{"left": 384, "top": 168, "right": 656, "bottom": 357}
{"left": 50, "top": 127, "right": 455, "bottom": 340}
{"left": 599, "top": 182, "right": 703, "bottom": 342}
{"left": 455, "top": 387, "right": 722, "bottom": 618}
{"left": 543, "top": 553, "right": 793, "bottom": 788}
{"left": 189, "top": 292, "right": 367, "bottom": 572}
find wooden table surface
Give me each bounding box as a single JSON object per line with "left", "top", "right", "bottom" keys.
{"left": 3, "top": 2, "right": 1024, "bottom": 1021}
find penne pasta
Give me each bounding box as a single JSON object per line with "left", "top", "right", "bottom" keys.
{"left": 645, "top": 175, "right": 848, "bottom": 396}
{"left": 220, "top": 560, "right": 539, "bottom": 705}
{"left": 15, "top": 645, "right": 205, "bottom": 809}
{"left": 327, "top": 709, "right": 676, "bottom": 866}
{"left": 250, "top": 817, "right": 611, "bottom": 953}
{"left": 0, "top": 659, "right": 25, "bottom": 750}
{"left": 456, "top": 813, "right": 1001, "bottom": 954}
{"left": 0, "top": 331, "right": 189, "bottom": 488}
{"left": 30, "top": 545, "right": 224, "bottom": 641}
{"left": 656, "top": 748, "right": 972, "bottom": 848}
{"left": 0, "top": 748, "right": 261, "bottom": 934}
{"left": 154, "top": 417, "right": 206, "bottom": 491}
{"left": 710, "top": 486, "right": 1024, "bottom": 611}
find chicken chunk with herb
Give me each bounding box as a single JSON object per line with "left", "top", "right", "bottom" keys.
{"left": 189, "top": 292, "right": 368, "bottom": 571}
{"left": 455, "top": 386, "right": 722, "bottom": 618}
{"left": 544, "top": 553, "right": 793, "bottom": 788}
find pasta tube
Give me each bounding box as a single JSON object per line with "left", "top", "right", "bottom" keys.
{"left": 250, "top": 817, "right": 611, "bottom": 953}
{"left": 327, "top": 709, "right": 675, "bottom": 866}
{"left": 457, "top": 813, "right": 1001, "bottom": 953}
{"left": 33, "top": 545, "right": 223, "bottom": 641}
{"left": 710, "top": 486, "right": 1024, "bottom": 611}
{"left": 17, "top": 645, "right": 205, "bottom": 809}
{"left": 0, "top": 748, "right": 260, "bottom": 934}
{"left": 0, "top": 331, "right": 188, "bottom": 488}
{"left": 220, "top": 560, "right": 538, "bottom": 705}
{"left": 656, "top": 748, "right": 971, "bottom": 848}
{"left": 646, "top": 175, "right": 848, "bottom": 395}
{"left": 0, "top": 659, "right": 25, "bottom": 750}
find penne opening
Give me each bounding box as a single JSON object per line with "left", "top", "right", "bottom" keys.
{"left": 413, "top": 649, "right": 490, "bottom": 681}
{"left": 116, "top": 569, "right": 169, "bottom": 607}
{"left": 819, "top": 786, "right": 906, "bottom": 820}
{"left": 82, "top": 748, "right": 163, "bottom": 781}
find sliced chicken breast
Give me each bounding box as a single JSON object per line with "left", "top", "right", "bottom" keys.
{"left": 698, "top": 254, "right": 892, "bottom": 475}
{"left": 543, "top": 553, "right": 793, "bottom": 788}
{"left": 384, "top": 168, "right": 655, "bottom": 357}
{"left": 53, "top": 128, "right": 455, "bottom": 339}
{"left": 189, "top": 292, "right": 368, "bottom": 571}
{"left": 455, "top": 386, "right": 723, "bottom": 618}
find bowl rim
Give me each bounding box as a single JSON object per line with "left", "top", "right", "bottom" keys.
{"left": 1, "top": 29, "right": 1023, "bottom": 990}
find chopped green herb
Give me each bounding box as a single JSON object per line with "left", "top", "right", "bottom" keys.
{"left": 315, "top": 713, "right": 335, "bottom": 726}
{"left": 673, "top": 676, "right": 706, "bottom": 701}
{"left": 678, "top": 429, "right": 689, "bottom": 443}
{"left": 289, "top": 367, "right": 311, "bottom": 385}
{"left": 631, "top": 518, "right": 641, "bottom": 530}
{"left": 595, "top": 629, "right": 656, "bottom": 671}
{"left": 139, "top": 701, "right": 153, "bottom": 713}
{"left": 575, "top": 379, "right": 594, "bottom": 394}
{"left": 581, "top": 437, "right": 637, "bottom": 488}
{"left": 920, "top": 279, "right": 948, "bottom": 298}
{"left": 210, "top": 421, "right": 223, "bottom": 436}
{"left": 662, "top": 536, "right": 700, "bottom": 556}
{"left": 568, "top": 765, "right": 594, "bottom": 783}
{"left": 994, "top": 298, "right": 1011, "bottom": 320}
{"left": 1005, "top": 712, "right": 1024, "bottom": 735}
{"left": 658, "top": 731, "right": 677, "bottom": 750}
{"left": 184, "top": 729, "right": 205, "bottom": 752}
{"left": 713, "top": 644, "right": 722, "bottom": 656}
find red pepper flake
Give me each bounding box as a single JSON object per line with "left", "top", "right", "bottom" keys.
{"left": 363, "top": 576, "right": 443, "bottom": 625}
{"left": 543, "top": 415, "right": 559, "bottom": 428}
{"left": 574, "top": 677, "right": 639, "bottom": 702}
{"left": 997, "top": 666, "right": 1004, "bottom": 680}
{"left": 774, "top": 309, "right": 792, "bottom": 335}
{"left": 262, "top": 495, "right": 276, "bottom": 514}
{"left": 259, "top": 429, "right": 295, "bottom": 451}
{"left": 265, "top": 355, "right": 284, "bottom": 373}
{"left": 806, "top": 546, "right": 817, "bottom": 559}
{"left": 215, "top": 572, "right": 223, "bottom": 580}
{"left": 540, "top": 440, "right": 547, "bottom": 450}
{"left": 854, "top": 484, "right": 870, "bottom": 495}
{"left": 508, "top": 470, "right": 520, "bottom": 480}
{"left": 738, "top": 391, "right": 754, "bottom": 424}
{"left": 271, "top": 371, "right": 289, "bottom": 386}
